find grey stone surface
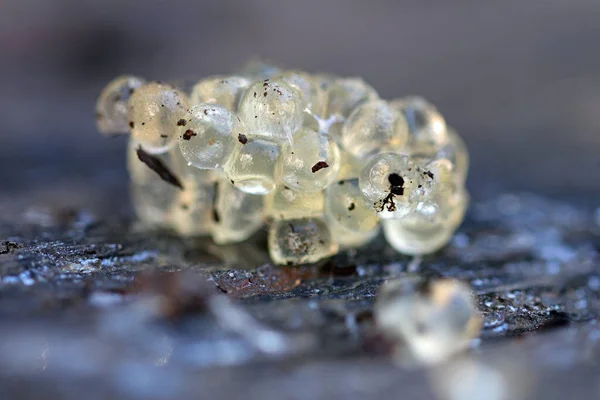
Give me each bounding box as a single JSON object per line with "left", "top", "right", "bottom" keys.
{"left": 0, "top": 170, "right": 599, "bottom": 398}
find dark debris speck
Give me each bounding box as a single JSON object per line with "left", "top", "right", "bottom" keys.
{"left": 311, "top": 161, "right": 329, "bottom": 173}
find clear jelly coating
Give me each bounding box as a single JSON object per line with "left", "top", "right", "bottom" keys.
{"left": 390, "top": 96, "right": 448, "bottom": 153}
{"left": 224, "top": 138, "right": 282, "bottom": 195}
{"left": 342, "top": 99, "right": 409, "bottom": 159}
{"left": 268, "top": 217, "right": 338, "bottom": 265}
{"left": 238, "top": 78, "right": 304, "bottom": 143}
{"left": 96, "top": 75, "right": 145, "bottom": 135}
{"left": 212, "top": 180, "right": 264, "bottom": 244}
{"left": 375, "top": 277, "right": 481, "bottom": 364}
{"left": 128, "top": 82, "right": 189, "bottom": 154}
{"left": 189, "top": 75, "right": 251, "bottom": 111}
{"left": 264, "top": 185, "right": 324, "bottom": 220}
{"left": 178, "top": 103, "right": 243, "bottom": 170}
{"left": 359, "top": 153, "right": 428, "bottom": 219}
{"left": 281, "top": 128, "right": 341, "bottom": 192}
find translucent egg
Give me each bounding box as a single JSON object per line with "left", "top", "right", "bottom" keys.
{"left": 382, "top": 190, "right": 468, "bottom": 255}
{"left": 436, "top": 128, "right": 470, "bottom": 185}
{"left": 418, "top": 158, "right": 460, "bottom": 219}
{"left": 96, "top": 75, "right": 145, "bottom": 135}
{"left": 336, "top": 150, "right": 365, "bottom": 181}
{"left": 390, "top": 96, "right": 447, "bottom": 153}
{"left": 224, "top": 138, "right": 282, "bottom": 195}
{"left": 322, "top": 77, "right": 379, "bottom": 143}
{"left": 189, "top": 75, "right": 251, "bottom": 111}
{"left": 238, "top": 79, "right": 304, "bottom": 143}
{"left": 330, "top": 225, "right": 380, "bottom": 249}
{"left": 127, "top": 82, "right": 189, "bottom": 154}
{"left": 325, "top": 77, "right": 379, "bottom": 119}
{"left": 168, "top": 176, "right": 215, "bottom": 237}
{"left": 359, "top": 153, "right": 426, "bottom": 219}
{"left": 212, "top": 180, "right": 264, "bottom": 244}
{"left": 374, "top": 277, "right": 481, "bottom": 364}
{"left": 264, "top": 185, "right": 324, "bottom": 220}
{"left": 279, "top": 70, "right": 327, "bottom": 117}
{"left": 280, "top": 128, "right": 341, "bottom": 192}
{"left": 325, "top": 179, "right": 379, "bottom": 234}
{"left": 268, "top": 217, "right": 338, "bottom": 265}
{"left": 342, "top": 100, "right": 409, "bottom": 159}
{"left": 178, "top": 104, "right": 243, "bottom": 170}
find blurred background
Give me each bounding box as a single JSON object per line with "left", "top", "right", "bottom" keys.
{"left": 2, "top": 0, "right": 600, "bottom": 201}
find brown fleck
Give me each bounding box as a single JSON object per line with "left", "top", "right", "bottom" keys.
{"left": 212, "top": 182, "right": 220, "bottom": 223}
{"left": 176, "top": 119, "right": 187, "bottom": 126}
{"left": 311, "top": 161, "right": 329, "bottom": 173}
{"left": 348, "top": 202, "right": 355, "bottom": 211}
{"left": 204, "top": 109, "right": 208, "bottom": 115}
{"left": 160, "top": 134, "right": 168, "bottom": 138}
{"left": 253, "top": 92, "right": 257, "bottom": 98}
{"left": 136, "top": 146, "right": 184, "bottom": 190}
{"left": 182, "top": 130, "right": 197, "bottom": 140}
{"left": 129, "top": 121, "right": 135, "bottom": 129}
{"left": 263, "top": 92, "right": 268, "bottom": 97}
{"left": 425, "top": 171, "right": 434, "bottom": 179}
{"left": 238, "top": 133, "right": 248, "bottom": 144}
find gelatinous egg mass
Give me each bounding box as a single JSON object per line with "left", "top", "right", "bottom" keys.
{"left": 97, "top": 66, "right": 470, "bottom": 265}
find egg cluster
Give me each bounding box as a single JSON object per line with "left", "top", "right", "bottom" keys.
{"left": 95, "top": 63, "right": 469, "bottom": 265}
